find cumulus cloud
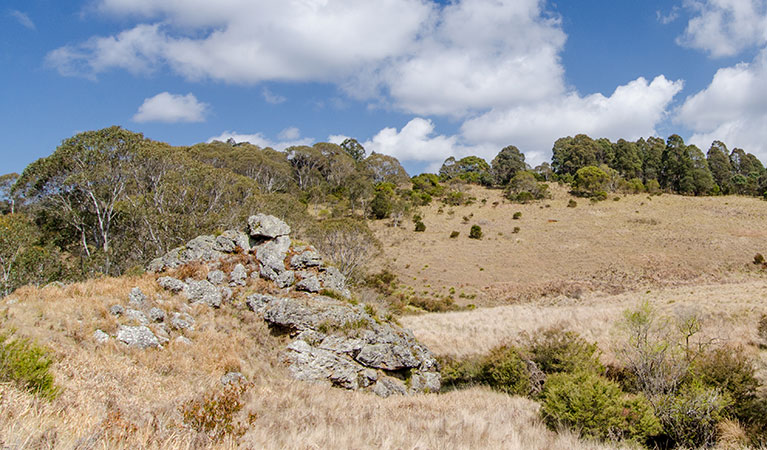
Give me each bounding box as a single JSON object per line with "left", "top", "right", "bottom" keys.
{"left": 208, "top": 130, "right": 313, "bottom": 150}
{"left": 678, "top": 0, "right": 767, "bottom": 57}
{"left": 461, "top": 76, "right": 684, "bottom": 164}
{"left": 9, "top": 10, "right": 35, "bottom": 30}
{"left": 677, "top": 49, "right": 767, "bottom": 159}
{"left": 132, "top": 92, "right": 208, "bottom": 123}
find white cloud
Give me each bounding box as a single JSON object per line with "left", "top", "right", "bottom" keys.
{"left": 278, "top": 127, "right": 301, "bottom": 141}
{"left": 678, "top": 0, "right": 767, "bottom": 57}
{"left": 9, "top": 10, "right": 35, "bottom": 30}
{"left": 678, "top": 49, "right": 767, "bottom": 158}
{"left": 262, "top": 87, "right": 286, "bottom": 105}
{"left": 461, "top": 76, "right": 684, "bottom": 164}
{"left": 657, "top": 6, "right": 680, "bottom": 24}
{"left": 208, "top": 130, "right": 313, "bottom": 150}
{"left": 132, "top": 92, "right": 208, "bottom": 123}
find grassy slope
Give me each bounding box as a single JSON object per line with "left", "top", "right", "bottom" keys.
{"left": 3, "top": 185, "right": 767, "bottom": 448}
{"left": 370, "top": 184, "right": 767, "bottom": 305}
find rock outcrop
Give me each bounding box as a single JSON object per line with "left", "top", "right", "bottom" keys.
{"left": 143, "top": 213, "right": 439, "bottom": 396}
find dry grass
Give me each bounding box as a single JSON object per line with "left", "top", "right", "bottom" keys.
{"left": 371, "top": 185, "right": 767, "bottom": 306}
{"left": 0, "top": 277, "right": 626, "bottom": 450}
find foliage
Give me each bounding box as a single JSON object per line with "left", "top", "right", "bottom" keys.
{"left": 0, "top": 172, "right": 19, "bottom": 214}
{"left": 363, "top": 153, "right": 410, "bottom": 185}
{"left": 0, "top": 330, "right": 58, "bottom": 399}
{"left": 449, "top": 231, "right": 460, "bottom": 238}
{"left": 439, "top": 156, "right": 493, "bottom": 185}
{"left": 411, "top": 173, "right": 445, "bottom": 198}
{"left": 523, "top": 328, "right": 603, "bottom": 376}
{"left": 469, "top": 225, "right": 482, "bottom": 240}
{"left": 340, "top": 138, "right": 366, "bottom": 162}
{"left": 414, "top": 220, "right": 426, "bottom": 232}
{"left": 654, "top": 381, "right": 730, "bottom": 449}
{"left": 572, "top": 166, "right": 609, "bottom": 197}
{"left": 181, "top": 382, "right": 255, "bottom": 441}
{"left": 505, "top": 171, "right": 549, "bottom": 203}
{"left": 567, "top": 199, "right": 577, "bottom": 208}
{"left": 541, "top": 371, "right": 661, "bottom": 443}
{"left": 0, "top": 213, "right": 69, "bottom": 296}
{"left": 512, "top": 211, "right": 522, "bottom": 220}
{"left": 491, "top": 145, "right": 527, "bottom": 185}
{"left": 307, "top": 218, "right": 380, "bottom": 282}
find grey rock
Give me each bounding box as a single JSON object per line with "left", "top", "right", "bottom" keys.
{"left": 93, "top": 329, "right": 109, "bottom": 344}
{"left": 295, "top": 329, "right": 328, "bottom": 346}
{"left": 262, "top": 297, "right": 371, "bottom": 333}
{"left": 409, "top": 371, "right": 442, "bottom": 394}
{"left": 230, "top": 264, "right": 248, "bottom": 286}
{"left": 207, "top": 270, "right": 226, "bottom": 285}
{"left": 174, "top": 336, "right": 192, "bottom": 346}
{"left": 157, "top": 276, "right": 187, "bottom": 293}
{"left": 285, "top": 340, "right": 361, "bottom": 390}
{"left": 318, "top": 335, "right": 365, "bottom": 355}
{"left": 152, "top": 324, "right": 170, "bottom": 345}
{"left": 245, "top": 293, "right": 277, "bottom": 314}
{"left": 170, "top": 312, "right": 195, "bottom": 331}
{"left": 214, "top": 230, "right": 251, "bottom": 253}
{"left": 109, "top": 305, "right": 125, "bottom": 316}
{"left": 256, "top": 236, "right": 291, "bottom": 274}
{"left": 274, "top": 270, "right": 295, "bottom": 288}
{"left": 290, "top": 250, "right": 322, "bottom": 269}
{"left": 148, "top": 307, "right": 166, "bottom": 322}
{"left": 125, "top": 309, "right": 149, "bottom": 325}
{"left": 355, "top": 343, "right": 419, "bottom": 371}
{"left": 183, "top": 280, "right": 222, "bottom": 308}
{"left": 180, "top": 235, "right": 225, "bottom": 263}
{"left": 248, "top": 214, "right": 291, "bottom": 238}
{"left": 372, "top": 376, "right": 407, "bottom": 398}
{"left": 128, "top": 287, "right": 147, "bottom": 307}
{"left": 219, "top": 286, "right": 233, "bottom": 303}
{"left": 220, "top": 371, "right": 246, "bottom": 385}
{"left": 361, "top": 369, "right": 379, "bottom": 388}
{"left": 319, "top": 266, "right": 350, "bottom": 298}
{"left": 295, "top": 274, "right": 321, "bottom": 293}
{"left": 116, "top": 325, "right": 160, "bottom": 349}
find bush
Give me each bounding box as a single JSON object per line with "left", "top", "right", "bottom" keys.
{"left": 469, "top": 225, "right": 482, "bottom": 240}
{"left": 524, "top": 328, "right": 603, "bottom": 376}
{"left": 478, "top": 345, "right": 531, "bottom": 395}
{"left": 307, "top": 218, "right": 381, "bottom": 282}
{"left": 654, "top": 381, "right": 730, "bottom": 449}
{"left": 754, "top": 253, "right": 765, "bottom": 265}
{"left": 690, "top": 346, "right": 761, "bottom": 424}
{"left": 541, "top": 371, "right": 661, "bottom": 443}
{"left": 181, "top": 382, "right": 255, "bottom": 441}
{"left": 449, "top": 231, "right": 460, "bottom": 238}
{"left": 0, "top": 331, "right": 58, "bottom": 399}
{"left": 512, "top": 227, "right": 520, "bottom": 234}
{"left": 512, "top": 211, "right": 522, "bottom": 220}
{"left": 414, "top": 221, "right": 426, "bottom": 232}
{"left": 567, "top": 199, "right": 577, "bottom": 208}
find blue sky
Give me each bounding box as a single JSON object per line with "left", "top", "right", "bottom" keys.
{"left": 2, "top": 0, "right": 767, "bottom": 176}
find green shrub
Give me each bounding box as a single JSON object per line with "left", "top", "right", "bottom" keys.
{"left": 414, "top": 221, "right": 426, "bottom": 232}
{"left": 478, "top": 345, "right": 531, "bottom": 395}
{"left": 512, "top": 211, "right": 522, "bottom": 220}
{"left": 524, "top": 328, "right": 603, "bottom": 376}
{"left": 449, "top": 231, "right": 460, "bottom": 238}
{"left": 364, "top": 270, "right": 398, "bottom": 296}
{"left": 654, "top": 380, "right": 730, "bottom": 449}
{"left": 469, "top": 225, "right": 482, "bottom": 240}
{"left": 512, "top": 227, "right": 520, "bottom": 234}
{"left": 690, "top": 346, "right": 761, "bottom": 424}
{"left": 0, "top": 331, "right": 58, "bottom": 399}
{"left": 541, "top": 371, "right": 661, "bottom": 443}
{"left": 754, "top": 253, "right": 765, "bottom": 265}
{"left": 567, "top": 199, "right": 577, "bottom": 208}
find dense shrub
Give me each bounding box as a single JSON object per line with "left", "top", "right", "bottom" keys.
{"left": 477, "top": 345, "right": 531, "bottom": 395}
{"left": 505, "top": 171, "right": 549, "bottom": 203}
{"left": 512, "top": 211, "right": 522, "bottom": 220}
{"left": 567, "top": 199, "right": 577, "bottom": 208}
{"left": 524, "top": 328, "right": 604, "bottom": 376}
{"left": 0, "top": 331, "right": 58, "bottom": 399}
{"left": 449, "top": 231, "right": 460, "bottom": 238}
{"left": 654, "top": 381, "right": 730, "bottom": 449}
{"left": 541, "top": 371, "right": 661, "bottom": 443}
{"left": 469, "top": 225, "right": 482, "bottom": 240}
{"left": 414, "top": 221, "right": 426, "bottom": 232}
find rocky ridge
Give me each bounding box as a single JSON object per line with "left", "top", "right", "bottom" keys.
{"left": 100, "top": 213, "right": 440, "bottom": 397}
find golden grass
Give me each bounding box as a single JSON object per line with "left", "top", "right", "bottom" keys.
{"left": 371, "top": 185, "right": 767, "bottom": 306}
{"left": 0, "top": 277, "right": 629, "bottom": 449}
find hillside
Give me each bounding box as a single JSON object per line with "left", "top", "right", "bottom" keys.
{"left": 371, "top": 184, "right": 767, "bottom": 306}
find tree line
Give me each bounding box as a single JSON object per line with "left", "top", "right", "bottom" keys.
{"left": 1, "top": 126, "right": 765, "bottom": 294}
